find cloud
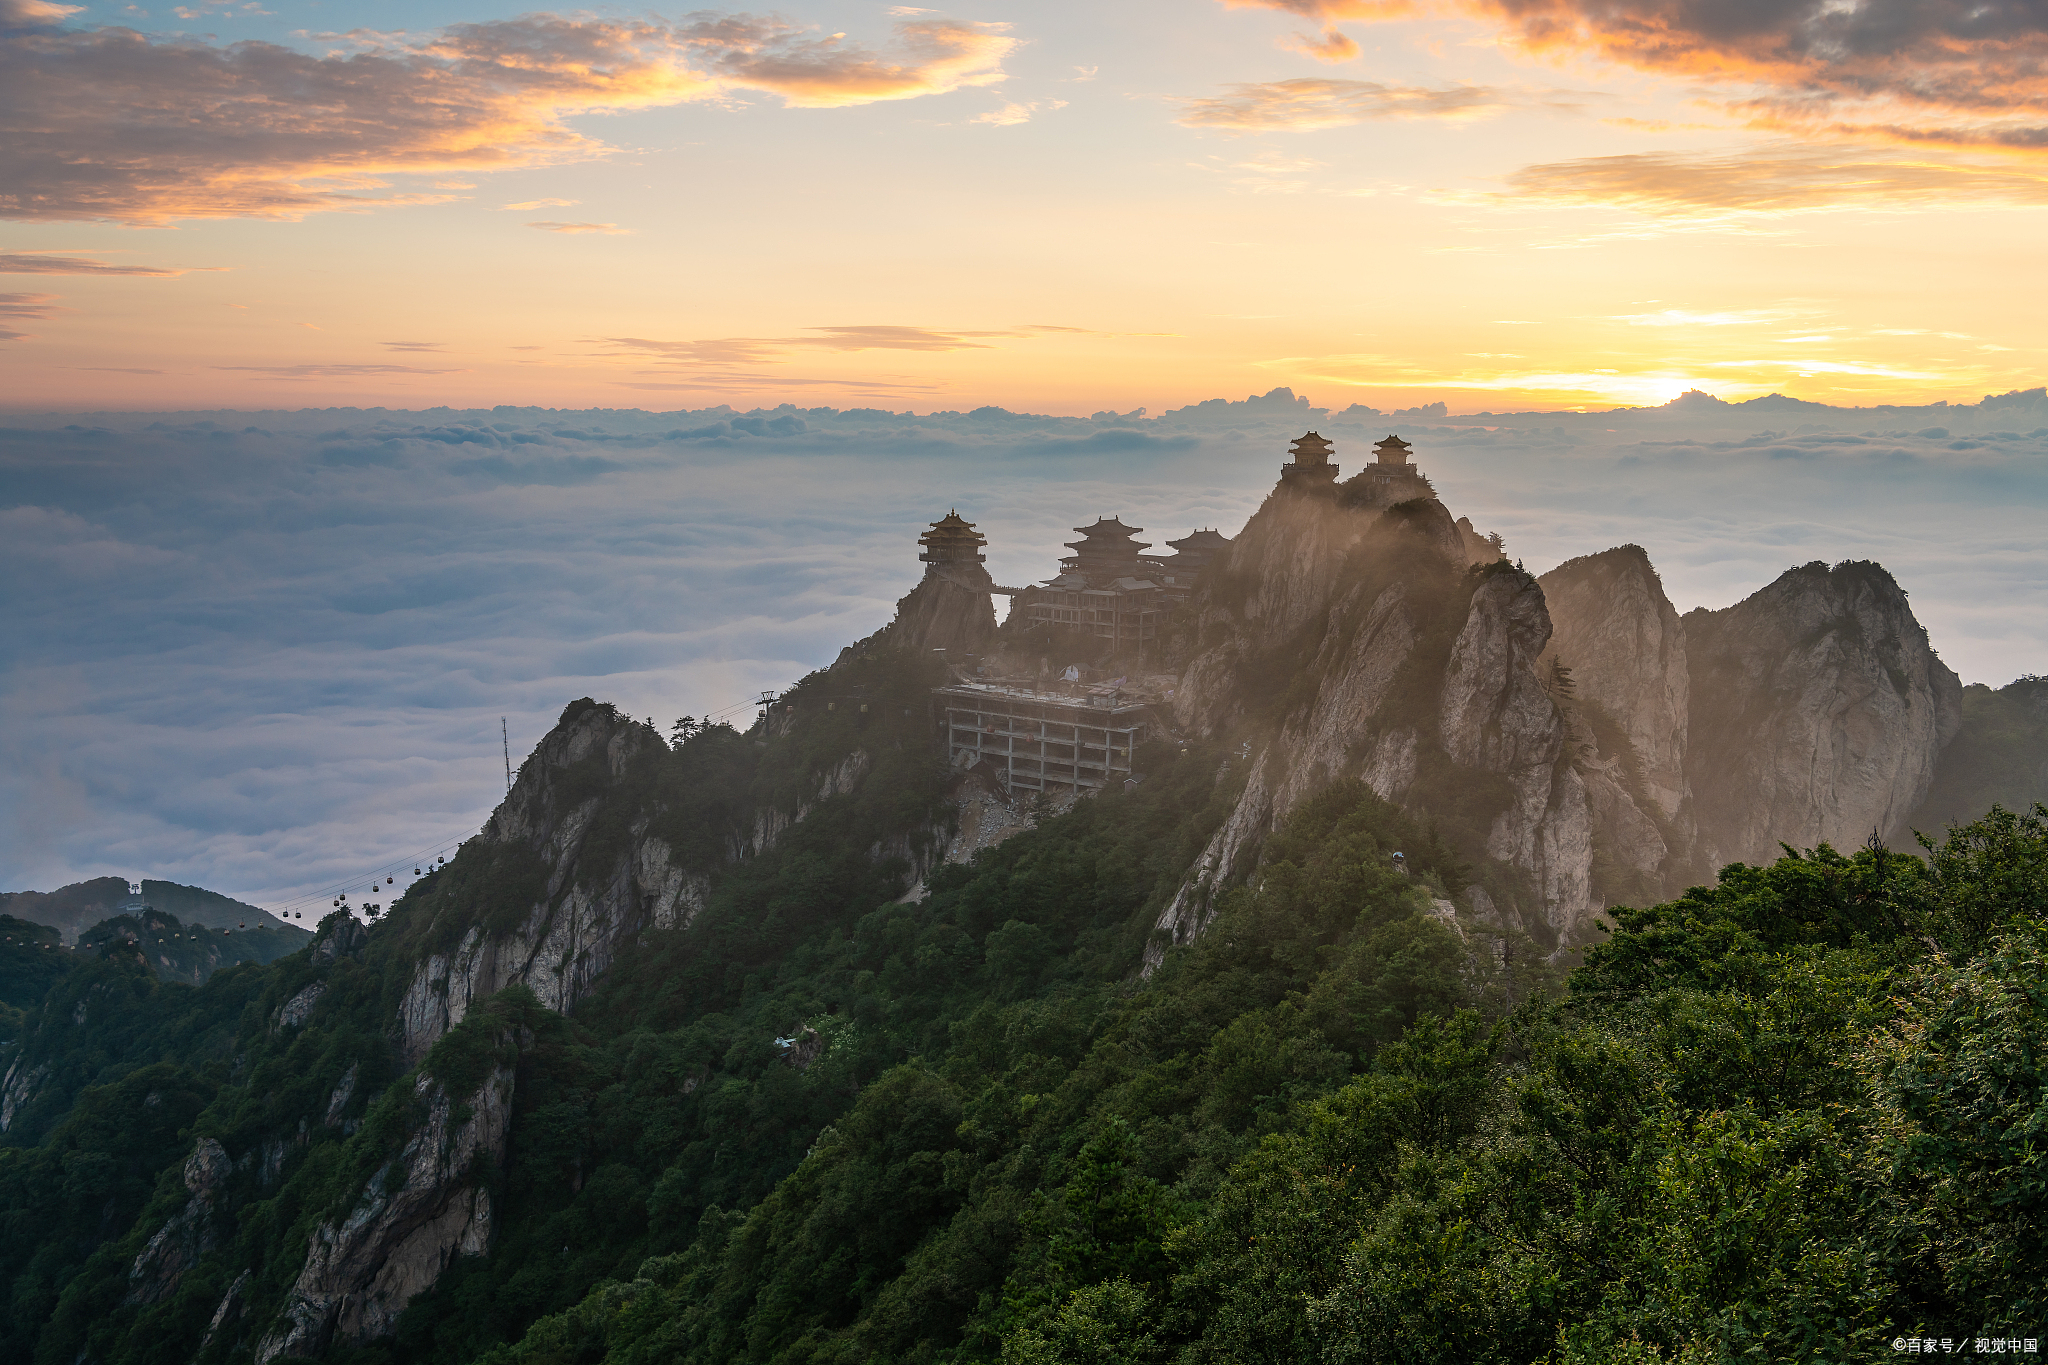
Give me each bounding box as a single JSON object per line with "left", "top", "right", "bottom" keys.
{"left": 527, "top": 220, "right": 629, "bottom": 234}
{"left": 597, "top": 325, "right": 1043, "bottom": 366}
{"left": 971, "top": 99, "right": 1056, "bottom": 125}
{"left": 214, "top": 363, "right": 466, "bottom": 377}
{"left": 1221, "top": 0, "right": 2048, "bottom": 149}
{"left": 0, "top": 251, "right": 202, "bottom": 275}
{"left": 1278, "top": 27, "right": 1360, "bottom": 62}
{"left": 0, "top": 10, "right": 1017, "bottom": 224}
{"left": 2, "top": 399, "right": 2046, "bottom": 906}
{"left": 1506, "top": 147, "right": 2048, "bottom": 214}
{"left": 1177, "top": 77, "right": 1506, "bottom": 131}
{"left": 499, "top": 198, "right": 577, "bottom": 210}
{"left": 381, "top": 340, "right": 447, "bottom": 352}
{"left": 0, "top": 290, "right": 57, "bottom": 339}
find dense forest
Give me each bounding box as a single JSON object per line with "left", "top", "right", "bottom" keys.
{"left": 3, "top": 655, "right": 2046, "bottom": 1362}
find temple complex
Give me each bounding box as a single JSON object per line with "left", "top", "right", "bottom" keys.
{"left": 1020, "top": 516, "right": 1165, "bottom": 656}
{"left": 855, "top": 429, "right": 1492, "bottom": 794}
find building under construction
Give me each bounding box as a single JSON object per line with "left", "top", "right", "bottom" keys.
{"left": 935, "top": 681, "right": 1150, "bottom": 795}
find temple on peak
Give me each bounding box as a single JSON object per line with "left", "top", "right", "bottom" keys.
{"left": 1279, "top": 430, "right": 1339, "bottom": 488}
{"left": 919, "top": 510, "right": 988, "bottom": 566}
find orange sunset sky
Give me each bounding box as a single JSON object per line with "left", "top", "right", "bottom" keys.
{"left": 4, "top": 0, "right": 2047, "bottom": 414}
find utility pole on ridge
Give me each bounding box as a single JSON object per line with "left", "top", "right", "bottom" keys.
{"left": 502, "top": 718, "right": 512, "bottom": 795}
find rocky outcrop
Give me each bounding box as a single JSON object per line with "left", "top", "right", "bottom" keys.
{"left": 1153, "top": 479, "right": 1601, "bottom": 960}
{"left": 1442, "top": 571, "right": 1593, "bottom": 933}
{"left": 125, "top": 1137, "right": 231, "bottom": 1306}
{"left": 835, "top": 561, "right": 998, "bottom": 668}
{"left": 1684, "top": 560, "right": 1963, "bottom": 867}
{"left": 0, "top": 1059, "right": 47, "bottom": 1133}
{"left": 1538, "top": 547, "right": 1690, "bottom": 823}
{"left": 256, "top": 1062, "right": 514, "bottom": 1361}
{"left": 394, "top": 702, "right": 694, "bottom": 1062}
{"left": 272, "top": 982, "right": 326, "bottom": 1032}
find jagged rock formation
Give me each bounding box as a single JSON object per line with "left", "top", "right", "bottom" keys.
{"left": 394, "top": 701, "right": 694, "bottom": 1062}
{"left": 1684, "top": 560, "right": 1962, "bottom": 867}
{"left": 1158, "top": 461, "right": 1589, "bottom": 960}
{"left": 256, "top": 1061, "right": 514, "bottom": 1361}
{"left": 1539, "top": 547, "right": 1689, "bottom": 823}
{"left": 1537, "top": 547, "right": 1693, "bottom": 901}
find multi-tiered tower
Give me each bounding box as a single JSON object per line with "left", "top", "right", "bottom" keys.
{"left": 1279, "top": 431, "right": 1339, "bottom": 490}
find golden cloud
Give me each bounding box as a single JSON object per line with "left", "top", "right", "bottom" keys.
{"left": 0, "top": 251, "right": 204, "bottom": 275}
{"left": 1178, "top": 76, "right": 1506, "bottom": 130}
{"left": 1220, "top": 0, "right": 2048, "bottom": 147}
{"left": 1507, "top": 147, "right": 2048, "bottom": 213}
{"left": 527, "top": 221, "right": 629, "bottom": 234}
{"left": 0, "top": 5, "right": 1016, "bottom": 224}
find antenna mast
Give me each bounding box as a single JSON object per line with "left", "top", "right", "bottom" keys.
{"left": 502, "top": 717, "right": 512, "bottom": 794}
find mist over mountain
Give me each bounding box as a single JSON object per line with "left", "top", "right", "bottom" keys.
{"left": 4, "top": 385, "right": 2046, "bottom": 912}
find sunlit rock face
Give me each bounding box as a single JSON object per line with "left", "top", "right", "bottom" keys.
{"left": 1684, "top": 560, "right": 1963, "bottom": 868}
{"left": 1154, "top": 475, "right": 1595, "bottom": 960}
{"left": 1538, "top": 546, "right": 1691, "bottom": 824}
{"left": 1537, "top": 545, "right": 1694, "bottom": 904}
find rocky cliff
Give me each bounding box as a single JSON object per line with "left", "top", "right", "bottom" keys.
{"left": 835, "top": 558, "right": 998, "bottom": 668}
{"left": 1156, "top": 476, "right": 1591, "bottom": 958}
{"left": 256, "top": 1057, "right": 515, "bottom": 1360}
{"left": 392, "top": 701, "right": 684, "bottom": 1062}
{"left": 1684, "top": 560, "right": 1963, "bottom": 867}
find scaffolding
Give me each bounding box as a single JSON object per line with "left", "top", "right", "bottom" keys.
{"left": 936, "top": 682, "right": 1150, "bottom": 794}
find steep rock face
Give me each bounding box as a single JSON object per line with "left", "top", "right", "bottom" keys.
{"left": 1442, "top": 571, "right": 1593, "bottom": 933}
{"left": 1685, "top": 560, "right": 1963, "bottom": 867}
{"left": 124, "top": 1137, "right": 231, "bottom": 1306}
{"left": 1153, "top": 493, "right": 1600, "bottom": 960}
{"left": 394, "top": 703, "right": 696, "bottom": 1062}
{"left": 1538, "top": 546, "right": 1690, "bottom": 822}
{"left": 836, "top": 562, "right": 997, "bottom": 667}
{"left": 1173, "top": 487, "right": 1376, "bottom": 734}
{"left": 256, "top": 1062, "right": 514, "bottom": 1361}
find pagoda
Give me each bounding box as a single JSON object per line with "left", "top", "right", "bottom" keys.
{"left": 919, "top": 510, "right": 988, "bottom": 566}
{"left": 1279, "top": 431, "right": 1339, "bottom": 489}
{"left": 1350, "top": 433, "right": 1430, "bottom": 505}
{"left": 1060, "top": 516, "right": 1152, "bottom": 587}
{"left": 1162, "top": 528, "right": 1232, "bottom": 573}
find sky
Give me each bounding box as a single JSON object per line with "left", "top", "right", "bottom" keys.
{"left": 1, "top": 0, "right": 2044, "bottom": 908}
{"left": 5, "top": 0, "right": 2048, "bottom": 412}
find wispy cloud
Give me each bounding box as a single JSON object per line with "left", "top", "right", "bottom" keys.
{"left": 1506, "top": 147, "right": 2048, "bottom": 214}
{"left": 0, "top": 290, "right": 58, "bottom": 340}
{"left": 1277, "top": 27, "right": 1359, "bottom": 63}
{"left": 1224, "top": 0, "right": 2048, "bottom": 152}
{"left": 527, "top": 221, "right": 629, "bottom": 234}
{"left": 0, "top": 251, "right": 209, "bottom": 276}
{"left": 381, "top": 341, "right": 448, "bottom": 352}
{"left": 499, "top": 198, "right": 578, "bottom": 211}
{"left": 0, "top": 8, "right": 1017, "bottom": 224}
{"left": 971, "top": 99, "right": 1064, "bottom": 126}
{"left": 1177, "top": 77, "right": 1506, "bottom": 131}
{"left": 214, "top": 363, "right": 466, "bottom": 377}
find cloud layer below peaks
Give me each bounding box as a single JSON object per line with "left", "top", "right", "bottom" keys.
{"left": 0, "top": 0, "right": 1014, "bottom": 224}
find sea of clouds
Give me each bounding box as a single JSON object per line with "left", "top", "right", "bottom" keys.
{"left": 4, "top": 386, "right": 2044, "bottom": 909}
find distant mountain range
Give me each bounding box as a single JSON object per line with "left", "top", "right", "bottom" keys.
{"left": 0, "top": 877, "right": 302, "bottom": 945}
